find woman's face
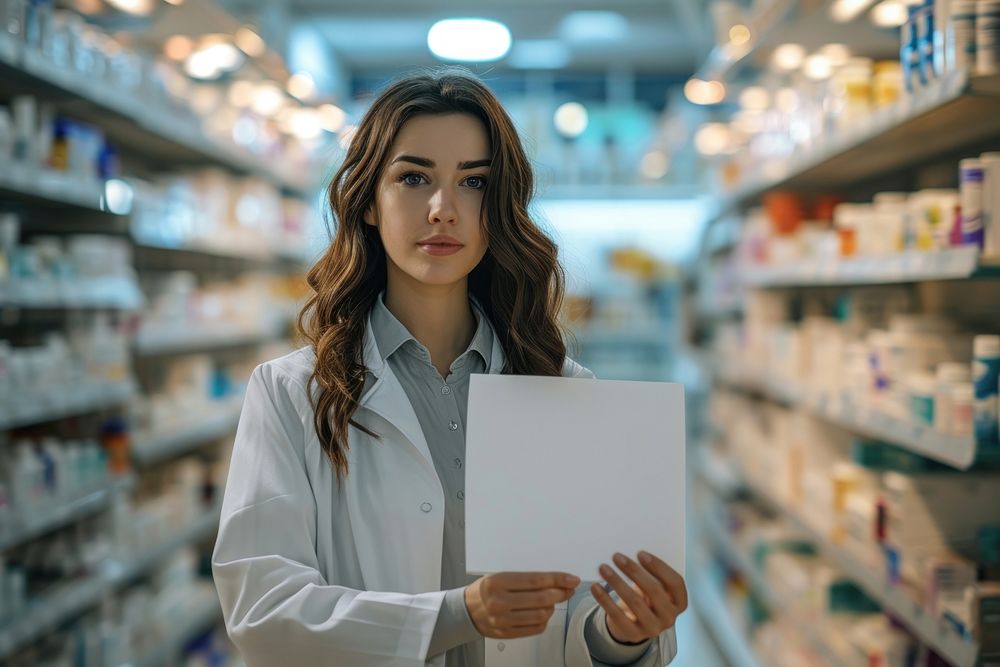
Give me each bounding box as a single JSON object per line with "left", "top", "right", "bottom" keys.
{"left": 366, "top": 113, "right": 491, "bottom": 291}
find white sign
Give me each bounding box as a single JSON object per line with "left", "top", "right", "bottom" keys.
{"left": 465, "top": 374, "right": 685, "bottom": 581}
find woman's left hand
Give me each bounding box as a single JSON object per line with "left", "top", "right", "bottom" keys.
{"left": 591, "top": 551, "right": 688, "bottom": 645}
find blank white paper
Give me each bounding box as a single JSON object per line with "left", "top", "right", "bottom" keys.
{"left": 465, "top": 374, "right": 685, "bottom": 582}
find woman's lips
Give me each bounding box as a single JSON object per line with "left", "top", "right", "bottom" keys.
{"left": 417, "top": 242, "right": 464, "bottom": 256}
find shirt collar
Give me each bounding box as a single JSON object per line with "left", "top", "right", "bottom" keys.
{"left": 370, "top": 292, "right": 493, "bottom": 369}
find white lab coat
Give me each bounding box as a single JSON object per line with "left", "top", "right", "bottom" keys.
{"left": 212, "top": 316, "right": 678, "bottom": 666}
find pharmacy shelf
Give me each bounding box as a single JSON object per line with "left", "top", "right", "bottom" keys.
{"left": 0, "top": 39, "right": 310, "bottom": 198}
{"left": 133, "top": 239, "right": 310, "bottom": 270}
{"left": 134, "top": 325, "right": 287, "bottom": 357}
{"left": 0, "top": 506, "right": 222, "bottom": 659}
{"left": 709, "top": 72, "right": 1000, "bottom": 221}
{"left": 0, "top": 163, "right": 110, "bottom": 212}
{"left": 738, "top": 477, "right": 981, "bottom": 667}
{"left": 0, "top": 473, "right": 136, "bottom": 551}
{"left": 690, "top": 565, "right": 764, "bottom": 667}
{"left": 136, "top": 586, "right": 222, "bottom": 667}
{"left": 697, "top": 509, "right": 848, "bottom": 667}
{"left": 714, "top": 369, "right": 980, "bottom": 470}
{"left": 1, "top": 276, "right": 145, "bottom": 310}
{"left": 742, "top": 247, "right": 1000, "bottom": 287}
{"left": 132, "top": 405, "right": 242, "bottom": 468}
{"left": 0, "top": 379, "right": 137, "bottom": 431}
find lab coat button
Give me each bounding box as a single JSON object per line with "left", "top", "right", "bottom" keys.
{"left": 449, "top": 421, "right": 458, "bottom": 431}
{"left": 457, "top": 490, "right": 464, "bottom": 501}
{"left": 420, "top": 502, "right": 432, "bottom": 513}
{"left": 441, "top": 385, "right": 451, "bottom": 395}
{"left": 497, "top": 643, "right": 505, "bottom": 652}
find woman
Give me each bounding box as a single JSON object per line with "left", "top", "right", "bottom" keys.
{"left": 212, "top": 70, "right": 687, "bottom": 666}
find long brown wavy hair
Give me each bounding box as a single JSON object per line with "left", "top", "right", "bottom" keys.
{"left": 298, "top": 69, "right": 567, "bottom": 479}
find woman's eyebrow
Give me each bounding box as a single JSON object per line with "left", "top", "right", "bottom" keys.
{"left": 390, "top": 155, "right": 491, "bottom": 170}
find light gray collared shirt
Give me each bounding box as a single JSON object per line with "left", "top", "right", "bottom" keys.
{"left": 370, "top": 294, "right": 649, "bottom": 666}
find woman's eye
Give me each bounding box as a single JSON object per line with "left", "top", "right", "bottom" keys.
{"left": 401, "top": 173, "right": 426, "bottom": 186}
{"left": 465, "top": 176, "right": 487, "bottom": 189}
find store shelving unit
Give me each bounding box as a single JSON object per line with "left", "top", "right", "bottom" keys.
{"left": 694, "top": 0, "right": 798, "bottom": 82}
{"left": 134, "top": 324, "right": 290, "bottom": 357}
{"left": 0, "top": 504, "right": 222, "bottom": 659}
{"left": 0, "top": 37, "right": 310, "bottom": 197}
{"left": 741, "top": 246, "right": 1000, "bottom": 287}
{"left": 131, "top": 404, "right": 243, "bottom": 468}
{"left": 1, "top": 276, "right": 145, "bottom": 310}
{"left": 0, "top": 163, "right": 111, "bottom": 212}
{"left": 135, "top": 585, "right": 223, "bottom": 667}
{"left": 0, "top": 473, "right": 137, "bottom": 552}
{"left": 707, "top": 72, "right": 1000, "bottom": 223}
{"left": 0, "top": 380, "right": 137, "bottom": 430}
{"left": 713, "top": 368, "right": 986, "bottom": 469}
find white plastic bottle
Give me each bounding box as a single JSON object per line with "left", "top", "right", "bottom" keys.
{"left": 973, "top": 335, "right": 1000, "bottom": 443}
{"left": 952, "top": 0, "right": 980, "bottom": 71}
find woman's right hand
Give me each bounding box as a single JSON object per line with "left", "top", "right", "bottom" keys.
{"left": 464, "top": 572, "right": 580, "bottom": 639}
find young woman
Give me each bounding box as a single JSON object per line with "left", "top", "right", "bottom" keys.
{"left": 212, "top": 70, "right": 687, "bottom": 667}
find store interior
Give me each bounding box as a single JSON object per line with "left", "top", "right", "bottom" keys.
{"left": 2, "top": 0, "right": 1000, "bottom": 665}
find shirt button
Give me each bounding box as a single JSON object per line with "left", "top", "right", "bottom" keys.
{"left": 457, "top": 490, "right": 465, "bottom": 501}
{"left": 441, "top": 385, "right": 451, "bottom": 395}
{"left": 420, "top": 502, "right": 432, "bottom": 513}
{"left": 449, "top": 421, "right": 458, "bottom": 431}
{"left": 453, "top": 457, "right": 463, "bottom": 469}
{"left": 497, "top": 642, "right": 505, "bottom": 652}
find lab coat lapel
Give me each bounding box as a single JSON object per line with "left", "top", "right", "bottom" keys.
{"left": 358, "top": 322, "right": 437, "bottom": 475}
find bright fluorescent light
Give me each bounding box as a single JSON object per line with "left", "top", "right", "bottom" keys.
{"left": 695, "top": 123, "right": 731, "bottom": 156}
{"left": 185, "top": 41, "right": 243, "bottom": 79}
{"left": 508, "top": 40, "right": 571, "bottom": 69}
{"left": 640, "top": 150, "right": 669, "bottom": 180}
{"left": 252, "top": 83, "right": 286, "bottom": 116}
{"left": 427, "top": 18, "right": 512, "bottom": 62}
{"left": 319, "top": 104, "right": 347, "bottom": 133}
{"left": 871, "top": 0, "right": 909, "bottom": 27}
{"left": 819, "top": 43, "right": 852, "bottom": 66}
{"left": 104, "top": 179, "right": 134, "bottom": 215}
{"left": 830, "top": 0, "right": 877, "bottom": 22}
{"left": 105, "top": 0, "right": 155, "bottom": 15}
{"left": 287, "top": 72, "right": 317, "bottom": 100}
{"left": 729, "top": 24, "right": 752, "bottom": 46}
{"left": 739, "top": 86, "right": 770, "bottom": 110}
{"left": 804, "top": 53, "right": 834, "bottom": 79}
{"left": 684, "top": 78, "right": 726, "bottom": 105}
{"left": 235, "top": 26, "right": 267, "bottom": 58}
{"left": 553, "top": 102, "right": 588, "bottom": 138}
{"left": 771, "top": 43, "right": 806, "bottom": 71}
{"left": 164, "top": 35, "right": 193, "bottom": 61}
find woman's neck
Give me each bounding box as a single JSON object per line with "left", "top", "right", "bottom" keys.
{"left": 384, "top": 278, "right": 477, "bottom": 378}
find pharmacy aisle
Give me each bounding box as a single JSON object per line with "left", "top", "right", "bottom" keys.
{"left": 683, "top": 1, "right": 1000, "bottom": 666}
{"left": 0, "top": 0, "right": 325, "bottom": 663}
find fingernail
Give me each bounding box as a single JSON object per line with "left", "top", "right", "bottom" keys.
{"left": 565, "top": 575, "right": 581, "bottom": 587}
{"left": 599, "top": 564, "right": 612, "bottom": 577}
{"left": 639, "top": 551, "right": 652, "bottom": 564}
{"left": 613, "top": 553, "right": 627, "bottom": 567}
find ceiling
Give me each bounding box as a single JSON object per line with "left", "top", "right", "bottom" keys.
{"left": 221, "top": 0, "right": 715, "bottom": 75}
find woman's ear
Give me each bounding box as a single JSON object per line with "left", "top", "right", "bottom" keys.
{"left": 363, "top": 206, "right": 377, "bottom": 227}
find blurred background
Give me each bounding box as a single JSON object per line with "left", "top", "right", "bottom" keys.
{"left": 2, "top": 0, "right": 1000, "bottom": 665}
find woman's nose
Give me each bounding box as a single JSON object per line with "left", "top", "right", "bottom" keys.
{"left": 428, "top": 188, "right": 458, "bottom": 224}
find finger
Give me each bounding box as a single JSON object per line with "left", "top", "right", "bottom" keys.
{"left": 498, "top": 572, "right": 580, "bottom": 592}
{"left": 613, "top": 553, "right": 678, "bottom": 622}
{"left": 599, "top": 563, "right": 661, "bottom": 636}
{"left": 591, "top": 583, "right": 642, "bottom": 644}
{"left": 502, "top": 588, "right": 573, "bottom": 611}
{"left": 638, "top": 552, "right": 689, "bottom": 611}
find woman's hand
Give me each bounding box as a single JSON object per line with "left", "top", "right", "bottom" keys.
{"left": 465, "top": 572, "right": 580, "bottom": 639}
{"left": 591, "top": 551, "right": 688, "bottom": 645}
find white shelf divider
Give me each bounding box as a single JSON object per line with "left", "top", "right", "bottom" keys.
{"left": 0, "top": 505, "right": 222, "bottom": 659}
{"left": 0, "top": 163, "right": 109, "bottom": 211}
{"left": 132, "top": 406, "right": 243, "bottom": 468}
{"left": 739, "top": 475, "right": 981, "bottom": 667}
{"left": 714, "top": 370, "right": 978, "bottom": 470}
{"left": 1, "top": 276, "right": 145, "bottom": 311}
{"left": 133, "top": 325, "right": 285, "bottom": 357}
{"left": 0, "top": 473, "right": 136, "bottom": 551}
{"left": 0, "top": 380, "right": 137, "bottom": 431}
{"left": 741, "top": 247, "right": 999, "bottom": 288}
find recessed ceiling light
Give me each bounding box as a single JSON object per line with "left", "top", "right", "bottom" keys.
{"left": 829, "top": 0, "right": 877, "bottom": 22}
{"left": 804, "top": 53, "right": 834, "bottom": 79}
{"left": 427, "top": 18, "right": 512, "bottom": 62}
{"left": 771, "top": 43, "right": 806, "bottom": 71}
{"left": 684, "top": 78, "right": 726, "bottom": 105}
{"left": 553, "top": 102, "right": 588, "bottom": 138}
{"left": 870, "top": 0, "right": 909, "bottom": 27}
